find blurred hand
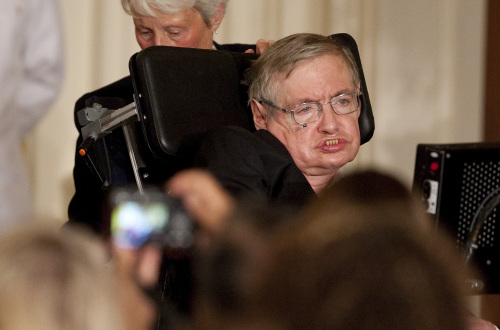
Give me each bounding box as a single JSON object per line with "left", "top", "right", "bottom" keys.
{"left": 166, "top": 169, "right": 235, "bottom": 236}
{"left": 467, "top": 314, "right": 499, "bottom": 330}
{"left": 112, "top": 244, "right": 161, "bottom": 330}
{"left": 245, "top": 39, "right": 275, "bottom": 55}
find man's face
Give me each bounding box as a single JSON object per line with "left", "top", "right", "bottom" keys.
{"left": 133, "top": 7, "right": 215, "bottom": 50}
{"left": 263, "top": 54, "right": 361, "bottom": 181}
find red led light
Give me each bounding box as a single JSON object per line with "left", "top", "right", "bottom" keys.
{"left": 430, "top": 162, "right": 439, "bottom": 171}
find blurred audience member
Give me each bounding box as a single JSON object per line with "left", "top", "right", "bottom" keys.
{"left": 0, "top": 0, "right": 63, "bottom": 232}
{"left": 190, "top": 197, "right": 295, "bottom": 329}
{"left": 112, "top": 235, "right": 165, "bottom": 330}
{"left": 169, "top": 168, "right": 498, "bottom": 330}
{"left": 249, "top": 170, "right": 469, "bottom": 330}
{"left": 0, "top": 223, "right": 127, "bottom": 330}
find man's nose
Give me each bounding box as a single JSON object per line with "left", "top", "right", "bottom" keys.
{"left": 318, "top": 102, "right": 340, "bottom": 131}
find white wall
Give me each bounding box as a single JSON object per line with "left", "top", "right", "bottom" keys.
{"left": 363, "top": 1, "right": 486, "bottom": 181}
{"left": 26, "top": 0, "right": 487, "bottom": 224}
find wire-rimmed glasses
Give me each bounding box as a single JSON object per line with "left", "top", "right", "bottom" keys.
{"left": 260, "top": 92, "right": 361, "bottom": 125}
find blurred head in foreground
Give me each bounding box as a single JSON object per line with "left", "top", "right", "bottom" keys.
{"left": 191, "top": 169, "right": 469, "bottom": 330}
{"left": 250, "top": 170, "right": 468, "bottom": 330}
{"left": 0, "top": 222, "right": 126, "bottom": 330}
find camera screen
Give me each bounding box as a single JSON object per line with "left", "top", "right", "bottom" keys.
{"left": 111, "top": 200, "right": 170, "bottom": 249}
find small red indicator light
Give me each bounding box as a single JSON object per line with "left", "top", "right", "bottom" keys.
{"left": 430, "top": 162, "right": 439, "bottom": 171}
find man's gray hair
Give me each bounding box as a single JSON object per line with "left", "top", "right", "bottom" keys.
{"left": 121, "top": 0, "right": 228, "bottom": 26}
{"left": 247, "top": 33, "right": 360, "bottom": 116}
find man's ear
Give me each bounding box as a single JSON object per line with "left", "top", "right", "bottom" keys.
{"left": 250, "top": 99, "right": 268, "bottom": 130}
{"left": 211, "top": 2, "right": 225, "bottom": 31}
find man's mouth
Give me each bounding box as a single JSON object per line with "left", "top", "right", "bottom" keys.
{"left": 326, "top": 139, "right": 339, "bottom": 146}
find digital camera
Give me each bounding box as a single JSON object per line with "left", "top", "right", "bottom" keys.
{"left": 110, "top": 187, "right": 193, "bottom": 251}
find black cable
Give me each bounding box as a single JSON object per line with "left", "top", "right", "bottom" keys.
{"left": 463, "top": 186, "right": 500, "bottom": 266}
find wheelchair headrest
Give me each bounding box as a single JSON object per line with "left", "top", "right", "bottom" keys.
{"left": 130, "top": 46, "right": 254, "bottom": 159}
{"left": 129, "top": 33, "right": 374, "bottom": 160}
{"left": 329, "top": 33, "right": 374, "bottom": 145}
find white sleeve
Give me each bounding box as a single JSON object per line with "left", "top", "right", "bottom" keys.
{"left": 15, "top": 0, "right": 64, "bottom": 138}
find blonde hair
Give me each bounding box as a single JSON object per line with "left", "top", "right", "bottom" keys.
{"left": 0, "top": 223, "right": 123, "bottom": 330}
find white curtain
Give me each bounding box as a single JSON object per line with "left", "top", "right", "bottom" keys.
{"left": 26, "top": 0, "right": 486, "bottom": 223}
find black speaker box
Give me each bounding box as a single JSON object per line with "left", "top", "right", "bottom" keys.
{"left": 412, "top": 142, "right": 500, "bottom": 294}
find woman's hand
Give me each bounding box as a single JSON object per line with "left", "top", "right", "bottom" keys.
{"left": 245, "top": 39, "right": 275, "bottom": 54}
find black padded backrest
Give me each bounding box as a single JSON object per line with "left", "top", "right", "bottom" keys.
{"left": 129, "top": 33, "right": 374, "bottom": 160}
{"left": 329, "top": 33, "right": 374, "bottom": 145}
{"left": 130, "top": 46, "right": 255, "bottom": 159}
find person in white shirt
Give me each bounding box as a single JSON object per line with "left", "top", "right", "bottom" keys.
{"left": 0, "top": 0, "right": 63, "bottom": 231}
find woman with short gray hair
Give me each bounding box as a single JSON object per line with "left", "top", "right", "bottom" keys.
{"left": 121, "top": 0, "right": 229, "bottom": 49}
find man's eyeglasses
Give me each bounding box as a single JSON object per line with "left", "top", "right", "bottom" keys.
{"left": 259, "top": 92, "right": 361, "bottom": 126}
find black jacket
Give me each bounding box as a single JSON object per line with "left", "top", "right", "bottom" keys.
{"left": 195, "top": 125, "right": 316, "bottom": 208}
